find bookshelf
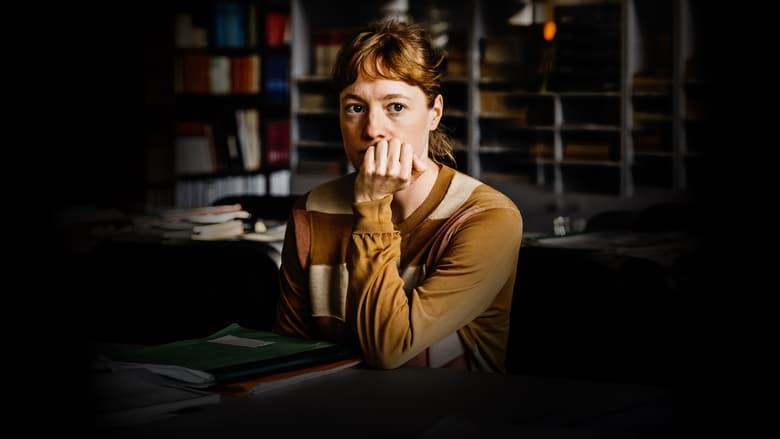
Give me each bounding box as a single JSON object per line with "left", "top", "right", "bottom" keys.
{"left": 153, "top": 0, "right": 292, "bottom": 208}
{"left": 285, "top": 0, "right": 714, "bottom": 227}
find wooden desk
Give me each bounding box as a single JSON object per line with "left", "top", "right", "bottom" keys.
{"left": 102, "top": 366, "right": 693, "bottom": 437}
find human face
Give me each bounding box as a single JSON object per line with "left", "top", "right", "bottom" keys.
{"left": 339, "top": 76, "right": 442, "bottom": 169}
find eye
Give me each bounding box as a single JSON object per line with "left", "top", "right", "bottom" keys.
{"left": 345, "top": 104, "right": 364, "bottom": 113}
{"left": 388, "top": 103, "right": 406, "bottom": 113}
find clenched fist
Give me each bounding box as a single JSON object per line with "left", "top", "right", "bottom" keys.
{"left": 355, "top": 139, "right": 427, "bottom": 203}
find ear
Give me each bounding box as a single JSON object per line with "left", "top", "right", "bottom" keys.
{"left": 428, "top": 94, "right": 443, "bottom": 130}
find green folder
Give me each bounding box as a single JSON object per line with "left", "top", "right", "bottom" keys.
{"left": 106, "top": 324, "right": 359, "bottom": 385}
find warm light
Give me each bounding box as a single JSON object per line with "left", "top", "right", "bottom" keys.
{"left": 543, "top": 20, "right": 556, "bottom": 42}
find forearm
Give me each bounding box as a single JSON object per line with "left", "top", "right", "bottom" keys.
{"left": 347, "top": 196, "right": 417, "bottom": 368}
{"left": 348, "top": 200, "right": 523, "bottom": 369}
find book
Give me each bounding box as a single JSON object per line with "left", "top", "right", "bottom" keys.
{"left": 156, "top": 204, "right": 244, "bottom": 222}
{"left": 104, "top": 324, "right": 359, "bottom": 386}
{"left": 132, "top": 205, "right": 251, "bottom": 241}
{"left": 186, "top": 210, "right": 251, "bottom": 224}
{"left": 190, "top": 219, "right": 245, "bottom": 240}
{"left": 216, "top": 357, "right": 360, "bottom": 396}
{"left": 241, "top": 223, "right": 286, "bottom": 242}
{"left": 99, "top": 356, "right": 217, "bottom": 388}
{"left": 89, "top": 368, "right": 221, "bottom": 427}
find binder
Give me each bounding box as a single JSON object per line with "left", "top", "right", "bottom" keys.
{"left": 105, "top": 323, "right": 359, "bottom": 386}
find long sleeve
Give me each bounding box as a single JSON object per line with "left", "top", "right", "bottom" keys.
{"left": 347, "top": 195, "right": 523, "bottom": 369}
{"left": 273, "top": 207, "right": 314, "bottom": 339}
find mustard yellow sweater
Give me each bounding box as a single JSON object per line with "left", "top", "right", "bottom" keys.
{"left": 273, "top": 165, "right": 523, "bottom": 372}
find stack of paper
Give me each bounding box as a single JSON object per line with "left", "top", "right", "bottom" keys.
{"left": 241, "top": 223, "right": 287, "bottom": 242}
{"left": 94, "top": 325, "right": 360, "bottom": 427}
{"left": 89, "top": 368, "right": 220, "bottom": 427}
{"left": 133, "top": 204, "right": 251, "bottom": 241}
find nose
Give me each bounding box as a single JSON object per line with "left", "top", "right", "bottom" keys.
{"left": 363, "top": 106, "right": 388, "bottom": 143}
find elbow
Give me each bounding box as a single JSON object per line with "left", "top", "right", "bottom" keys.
{"left": 353, "top": 308, "right": 415, "bottom": 369}
{"left": 363, "top": 352, "right": 406, "bottom": 370}
{"left": 360, "top": 341, "right": 411, "bottom": 369}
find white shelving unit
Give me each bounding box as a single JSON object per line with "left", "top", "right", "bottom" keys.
{"left": 286, "top": 0, "right": 713, "bottom": 229}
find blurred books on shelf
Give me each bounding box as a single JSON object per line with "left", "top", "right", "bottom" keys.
{"left": 564, "top": 143, "right": 611, "bottom": 160}
{"left": 632, "top": 75, "right": 672, "bottom": 94}
{"left": 530, "top": 143, "right": 554, "bottom": 159}
{"left": 265, "top": 11, "right": 290, "bottom": 48}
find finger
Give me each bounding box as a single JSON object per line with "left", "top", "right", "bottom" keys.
{"left": 388, "top": 139, "right": 402, "bottom": 175}
{"left": 363, "top": 146, "right": 376, "bottom": 174}
{"left": 375, "top": 140, "right": 388, "bottom": 176}
{"left": 399, "top": 143, "right": 413, "bottom": 180}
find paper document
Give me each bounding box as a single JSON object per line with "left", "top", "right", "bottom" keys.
{"left": 90, "top": 368, "right": 220, "bottom": 427}
{"left": 99, "top": 355, "right": 216, "bottom": 387}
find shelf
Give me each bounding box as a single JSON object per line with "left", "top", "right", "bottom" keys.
{"left": 296, "top": 140, "right": 343, "bottom": 149}
{"left": 443, "top": 110, "right": 468, "bottom": 119}
{"left": 480, "top": 112, "right": 539, "bottom": 120}
{"left": 174, "top": 47, "right": 263, "bottom": 55}
{"left": 177, "top": 164, "right": 290, "bottom": 182}
{"left": 164, "top": 0, "right": 293, "bottom": 207}
{"left": 294, "top": 75, "right": 333, "bottom": 83}
{"left": 556, "top": 91, "right": 623, "bottom": 97}
{"left": 635, "top": 151, "right": 674, "bottom": 158}
{"left": 295, "top": 109, "right": 338, "bottom": 116}
{"left": 441, "top": 76, "right": 469, "bottom": 84}
{"left": 560, "top": 159, "right": 621, "bottom": 167}
{"left": 561, "top": 125, "right": 621, "bottom": 132}
{"left": 282, "top": 0, "right": 712, "bottom": 204}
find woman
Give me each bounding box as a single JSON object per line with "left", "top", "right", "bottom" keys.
{"left": 274, "top": 19, "right": 523, "bottom": 372}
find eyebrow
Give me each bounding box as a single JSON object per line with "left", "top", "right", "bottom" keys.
{"left": 342, "top": 93, "right": 410, "bottom": 101}
{"left": 381, "top": 93, "right": 410, "bottom": 101}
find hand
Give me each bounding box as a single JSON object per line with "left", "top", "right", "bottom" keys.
{"left": 355, "top": 139, "right": 427, "bottom": 203}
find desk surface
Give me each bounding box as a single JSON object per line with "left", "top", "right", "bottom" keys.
{"left": 102, "top": 366, "right": 694, "bottom": 438}
{"left": 524, "top": 231, "right": 699, "bottom": 267}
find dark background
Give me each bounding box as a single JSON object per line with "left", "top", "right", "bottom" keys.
{"left": 27, "top": 2, "right": 752, "bottom": 433}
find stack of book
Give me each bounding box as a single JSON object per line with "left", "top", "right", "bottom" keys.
{"left": 93, "top": 324, "right": 360, "bottom": 426}
{"left": 133, "top": 204, "right": 252, "bottom": 241}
